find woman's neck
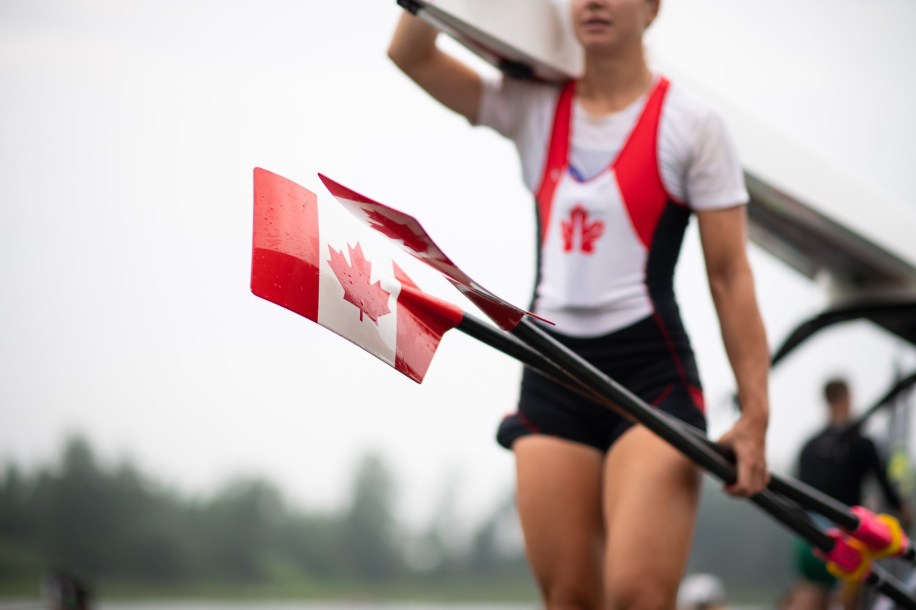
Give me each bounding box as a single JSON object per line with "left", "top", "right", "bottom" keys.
{"left": 577, "top": 47, "right": 654, "bottom": 115}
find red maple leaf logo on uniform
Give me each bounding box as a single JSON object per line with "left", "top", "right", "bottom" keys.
{"left": 327, "top": 242, "right": 391, "bottom": 324}
{"left": 561, "top": 204, "right": 604, "bottom": 253}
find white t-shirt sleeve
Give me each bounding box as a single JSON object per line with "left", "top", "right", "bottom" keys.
{"left": 475, "top": 74, "right": 558, "bottom": 191}
{"left": 476, "top": 73, "right": 519, "bottom": 137}
{"left": 659, "top": 85, "right": 749, "bottom": 211}
{"left": 685, "top": 111, "right": 750, "bottom": 211}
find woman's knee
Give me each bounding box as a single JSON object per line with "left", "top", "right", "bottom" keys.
{"left": 541, "top": 582, "right": 604, "bottom": 610}
{"left": 606, "top": 575, "right": 678, "bottom": 610}
{"left": 602, "top": 545, "right": 686, "bottom": 610}
{"left": 530, "top": 551, "right": 607, "bottom": 610}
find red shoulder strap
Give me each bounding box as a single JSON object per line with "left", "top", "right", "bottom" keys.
{"left": 534, "top": 81, "right": 575, "bottom": 245}
{"left": 615, "top": 76, "right": 673, "bottom": 248}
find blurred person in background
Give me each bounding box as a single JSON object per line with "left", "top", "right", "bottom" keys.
{"left": 790, "top": 377, "right": 910, "bottom": 610}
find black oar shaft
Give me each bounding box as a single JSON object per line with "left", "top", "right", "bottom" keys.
{"left": 868, "top": 568, "right": 916, "bottom": 609}
{"left": 767, "top": 476, "right": 858, "bottom": 531}
{"left": 511, "top": 319, "right": 916, "bottom": 607}
{"left": 454, "top": 315, "right": 916, "bottom": 608}
{"left": 458, "top": 314, "right": 867, "bottom": 532}
{"left": 509, "top": 320, "right": 839, "bottom": 545}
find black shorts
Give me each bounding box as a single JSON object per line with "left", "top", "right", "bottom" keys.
{"left": 496, "top": 316, "right": 707, "bottom": 453}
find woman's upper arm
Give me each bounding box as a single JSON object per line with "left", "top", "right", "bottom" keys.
{"left": 696, "top": 205, "right": 750, "bottom": 282}
{"left": 388, "top": 13, "right": 484, "bottom": 123}
{"left": 684, "top": 103, "right": 752, "bottom": 279}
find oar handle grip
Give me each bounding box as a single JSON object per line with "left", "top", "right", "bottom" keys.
{"left": 817, "top": 529, "right": 872, "bottom": 582}
{"left": 850, "top": 506, "right": 910, "bottom": 558}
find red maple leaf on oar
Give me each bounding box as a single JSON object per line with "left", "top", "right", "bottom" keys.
{"left": 327, "top": 242, "right": 391, "bottom": 324}
{"left": 365, "top": 209, "right": 430, "bottom": 255}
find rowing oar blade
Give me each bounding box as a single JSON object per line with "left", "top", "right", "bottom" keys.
{"left": 251, "top": 167, "right": 464, "bottom": 383}
{"left": 316, "top": 172, "right": 916, "bottom": 609}
{"left": 316, "top": 173, "right": 554, "bottom": 331}
{"left": 316, "top": 172, "right": 745, "bottom": 475}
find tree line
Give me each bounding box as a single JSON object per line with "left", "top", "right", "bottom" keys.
{"left": 0, "top": 434, "right": 851, "bottom": 602}
{"left": 0, "top": 436, "right": 531, "bottom": 598}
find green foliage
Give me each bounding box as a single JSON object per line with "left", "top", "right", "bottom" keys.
{"left": 0, "top": 436, "right": 533, "bottom": 598}
{"left": 0, "top": 435, "right": 820, "bottom": 604}
{"left": 342, "top": 454, "right": 404, "bottom": 581}
{"left": 687, "top": 477, "right": 796, "bottom": 602}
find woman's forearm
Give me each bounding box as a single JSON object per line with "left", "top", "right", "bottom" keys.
{"left": 388, "top": 11, "right": 439, "bottom": 72}
{"left": 386, "top": 11, "right": 483, "bottom": 122}
{"left": 709, "top": 263, "right": 770, "bottom": 423}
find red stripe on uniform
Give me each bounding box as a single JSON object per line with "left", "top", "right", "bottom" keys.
{"left": 652, "top": 384, "right": 674, "bottom": 406}
{"left": 614, "top": 78, "right": 672, "bottom": 249}
{"left": 535, "top": 81, "right": 575, "bottom": 245}
{"left": 688, "top": 385, "right": 706, "bottom": 413}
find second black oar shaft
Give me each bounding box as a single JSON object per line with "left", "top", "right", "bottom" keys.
{"left": 456, "top": 315, "right": 916, "bottom": 608}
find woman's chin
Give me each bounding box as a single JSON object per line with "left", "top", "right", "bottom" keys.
{"left": 578, "top": 39, "right": 621, "bottom": 57}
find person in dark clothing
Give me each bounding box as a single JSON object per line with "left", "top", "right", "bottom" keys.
{"left": 798, "top": 379, "right": 903, "bottom": 508}
{"left": 791, "top": 378, "right": 909, "bottom": 610}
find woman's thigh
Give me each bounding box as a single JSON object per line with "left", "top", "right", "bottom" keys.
{"left": 514, "top": 435, "right": 605, "bottom": 609}
{"left": 603, "top": 426, "right": 702, "bottom": 610}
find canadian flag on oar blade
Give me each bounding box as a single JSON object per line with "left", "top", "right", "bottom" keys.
{"left": 317, "top": 173, "right": 545, "bottom": 331}
{"left": 251, "top": 167, "right": 464, "bottom": 383}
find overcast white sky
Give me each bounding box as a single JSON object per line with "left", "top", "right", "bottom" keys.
{"left": 1, "top": 0, "right": 915, "bottom": 530}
